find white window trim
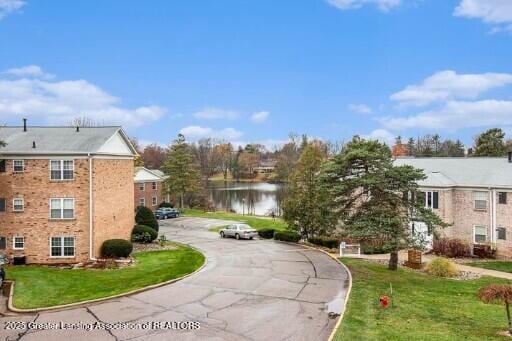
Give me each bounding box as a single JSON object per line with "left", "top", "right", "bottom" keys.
{"left": 473, "top": 225, "right": 487, "bottom": 244}
{"left": 152, "top": 196, "right": 157, "bottom": 206}
{"left": 12, "top": 160, "right": 24, "bottom": 172}
{"left": 139, "top": 198, "right": 145, "bottom": 206}
{"left": 139, "top": 183, "right": 145, "bottom": 191}
{"left": 49, "top": 198, "right": 75, "bottom": 220}
{"left": 152, "top": 182, "right": 157, "bottom": 190}
{"left": 13, "top": 198, "right": 24, "bottom": 212}
{"left": 49, "top": 236, "right": 76, "bottom": 258}
{"left": 49, "top": 160, "right": 75, "bottom": 181}
{"left": 474, "top": 191, "right": 488, "bottom": 210}
{"left": 12, "top": 236, "right": 24, "bottom": 250}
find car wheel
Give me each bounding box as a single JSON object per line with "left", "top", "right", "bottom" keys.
{"left": 220, "top": 231, "right": 225, "bottom": 238}
{"left": 250, "top": 237, "right": 253, "bottom": 240}
{"left": 235, "top": 233, "right": 240, "bottom": 240}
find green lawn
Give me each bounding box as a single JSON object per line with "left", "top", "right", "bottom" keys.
{"left": 181, "top": 208, "right": 288, "bottom": 232}
{"left": 467, "top": 261, "right": 512, "bottom": 273}
{"left": 334, "top": 258, "right": 511, "bottom": 341}
{"left": 7, "top": 245, "right": 205, "bottom": 309}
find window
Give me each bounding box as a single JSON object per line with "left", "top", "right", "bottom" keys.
{"left": 13, "top": 198, "right": 24, "bottom": 212}
{"left": 474, "top": 191, "right": 487, "bottom": 210}
{"left": 50, "top": 236, "right": 75, "bottom": 257}
{"left": 152, "top": 196, "right": 157, "bottom": 206}
{"left": 152, "top": 182, "right": 157, "bottom": 190}
{"left": 50, "top": 198, "right": 75, "bottom": 219}
{"left": 497, "top": 227, "right": 507, "bottom": 241}
{"left": 0, "top": 160, "right": 5, "bottom": 172}
{"left": 12, "top": 236, "right": 24, "bottom": 250}
{"left": 421, "top": 191, "right": 439, "bottom": 209}
{"left": 474, "top": 225, "right": 487, "bottom": 244}
{"left": 139, "top": 183, "right": 145, "bottom": 191}
{"left": 0, "top": 237, "right": 5, "bottom": 249}
{"left": 499, "top": 192, "right": 508, "bottom": 205}
{"left": 139, "top": 198, "right": 145, "bottom": 206}
{"left": 0, "top": 198, "right": 5, "bottom": 212}
{"left": 13, "top": 160, "right": 24, "bottom": 172}
{"left": 50, "top": 160, "right": 74, "bottom": 180}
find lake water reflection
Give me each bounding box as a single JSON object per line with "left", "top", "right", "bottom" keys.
{"left": 207, "top": 181, "right": 284, "bottom": 216}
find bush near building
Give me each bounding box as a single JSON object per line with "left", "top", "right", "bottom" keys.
{"left": 132, "top": 225, "right": 158, "bottom": 243}
{"left": 258, "top": 228, "right": 275, "bottom": 239}
{"left": 274, "top": 231, "right": 301, "bottom": 243}
{"left": 101, "top": 239, "right": 133, "bottom": 258}
{"left": 432, "top": 238, "right": 471, "bottom": 258}
{"left": 308, "top": 236, "right": 339, "bottom": 249}
{"left": 135, "top": 206, "right": 159, "bottom": 232}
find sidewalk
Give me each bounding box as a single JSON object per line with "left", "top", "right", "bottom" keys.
{"left": 336, "top": 250, "right": 512, "bottom": 280}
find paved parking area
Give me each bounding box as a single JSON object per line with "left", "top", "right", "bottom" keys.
{"left": 0, "top": 217, "right": 349, "bottom": 341}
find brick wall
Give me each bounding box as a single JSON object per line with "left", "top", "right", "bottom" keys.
{"left": 134, "top": 180, "right": 164, "bottom": 211}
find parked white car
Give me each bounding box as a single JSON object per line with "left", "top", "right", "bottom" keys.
{"left": 219, "top": 224, "right": 258, "bottom": 240}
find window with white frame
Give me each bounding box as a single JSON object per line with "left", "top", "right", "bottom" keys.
{"left": 152, "top": 196, "right": 157, "bottom": 206}
{"left": 418, "top": 191, "right": 439, "bottom": 209}
{"left": 139, "top": 183, "right": 145, "bottom": 191}
{"left": 13, "top": 160, "right": 24, "bottom": 172}
{"left": 13, "top": 198, "right": 24, "bottom": 212}
{"left": 13, "top": 236, "right": 24, "bottom": 250}
{"left": 474, "top": 191, "right": 487, "bottom": 210}
{"left": 497, "top": 227, "right": 507, "bottom": 240}
{"left": 50, "top": 160, "right": 74, "bottom": 180}
{"left": 474, "top": 225, "right": 487, "bottom": 244}
{"left": 50, "top": 236, "right": 75, "bottom": 257}
{"left": 152, "top": 182, "right": 157, "bottom": 190}
{"left": 139, "top": 198, "right": 145, "bottom": 206}
{"left": 50, "top": 198, "right": 75, "bottom": 219}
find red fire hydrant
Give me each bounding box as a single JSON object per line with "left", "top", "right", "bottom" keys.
{"left": 379, "top": 295, "right": 389, "bottom": 309}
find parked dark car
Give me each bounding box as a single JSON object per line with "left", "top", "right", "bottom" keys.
{"left": 155, "top": 207, "right": 180, "bottom": 219}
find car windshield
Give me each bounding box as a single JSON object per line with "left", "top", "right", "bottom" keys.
{"left": 238, "top": 224, "right": 252, "bottom": 230}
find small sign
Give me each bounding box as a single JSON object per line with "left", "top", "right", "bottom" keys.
{"left": 340, "top": 242, "right": 346, "bottom": 249}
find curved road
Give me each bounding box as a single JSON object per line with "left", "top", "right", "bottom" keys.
{"left": 0, "top": 217, "right": 349, "bottom": 341}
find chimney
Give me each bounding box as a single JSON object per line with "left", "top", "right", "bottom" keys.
{"left": 76, "top": 126, "right": 80, "bottom": 132}
{"left": 32, "top": 141, "right": 36, "bottom": 149}
{"left": 23, "top": 118, "right": 27, "bottom": 132}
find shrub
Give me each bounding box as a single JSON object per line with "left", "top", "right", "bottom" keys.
{"left": 258, "top": 228, "right": 275, "bottom": 239}
{"left": 473, "top": 244, "right": 496, "bottom": 259}
{"left": 274, "top": 231, "right": 301, "bottom": 243}
{"left": 432, "top": 238, "right": 471, "bottom": 258}
{"left": 361, "top": 244, "right": 395, "bottom": 255}
{"left": 308, "top": 236, "right": 339, "bottom": 249}
{"left": 425, "top": 257, "right": 459, "bottom": 277}
{"left": 131, "top": 224, "right": 158, "bottom": 243}
{"left": 159, "top": 202, "right": 174, "bottom": 208}
{"left": 135, "top": 206, "right": 159, "bottom": 232}
{"left": 101, "top": 239, "right": 133, "bottom": 258}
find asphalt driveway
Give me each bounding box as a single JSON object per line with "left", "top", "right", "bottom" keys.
{"left": 0, "top": 217, "right": 350, "bottom": 341}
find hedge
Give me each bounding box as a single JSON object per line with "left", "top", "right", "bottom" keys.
{"left": 135, "top": 206, "right": 159, "bottom": 232}
{"left": 101, "top": 239, "right": 133, "bottom": 258}
{"left": 132, "top": 224, "right": 158, "bottom": 243}
{"left": 258, "top": 228, "right": 275, "bottom": 239}
{"left": 308, "top": 236, "right": 339, "bottom": 249}
{"left": 274, "top": 231, "right": 301, "bottom": 243}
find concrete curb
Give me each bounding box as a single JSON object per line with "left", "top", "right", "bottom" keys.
{"left": 272, "top": 240, "right": 353, "bottom": 341}
{"left": 6, "top": 244, "right": 208, "bottom": 314}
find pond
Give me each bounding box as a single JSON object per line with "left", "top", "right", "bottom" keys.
{"left": 207, "top": 181, "right": 285, "bottom": 216}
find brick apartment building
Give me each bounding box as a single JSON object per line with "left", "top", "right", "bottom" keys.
{"left": 134, "top": 167, "right": 168, "bottom": 210}
{"left": 396, "top": 156, "right": 512, "bottom": 258}
{"left": 0, "top": 123, "right": 137, "bottom": 264}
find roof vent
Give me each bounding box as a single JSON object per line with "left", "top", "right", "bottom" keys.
{"left": 32, "top": 141, "right": 36, "bottom": 149}
{"left": 23, "top": 118, "right": 27, "bottom": 132}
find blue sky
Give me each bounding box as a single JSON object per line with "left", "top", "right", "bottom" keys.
{"left": 1, "top": 0, "right": 512, "bottom": 148}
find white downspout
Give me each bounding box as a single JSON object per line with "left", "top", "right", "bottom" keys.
{"left": 492, "top": 189, "right": 497, "bottom": 244}
{"left": 89, "top": 154, "right": 96, "bottom": 261}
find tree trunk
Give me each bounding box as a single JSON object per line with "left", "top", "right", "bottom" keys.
{"left": 180, "top": 194, "right": 184, "bottom": 209}
{"left": 506, "top": 302, "right": 512, "bottom": 335}
{"left": 389, "top": 251, "right": 398, "bottom": 270}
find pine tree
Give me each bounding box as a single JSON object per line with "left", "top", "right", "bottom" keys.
{"left": 162, "top": 134, "right": 201, "bottom": 208}
{"left": 473, "top": 128, "right": 507, "bottom": 157}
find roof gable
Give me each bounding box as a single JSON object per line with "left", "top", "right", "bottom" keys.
{"left": 134, "top": 167, "right": 166, "bottom": 181}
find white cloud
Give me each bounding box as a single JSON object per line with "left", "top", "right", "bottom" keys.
{"left": 362, "top": 128, "right": 396, "bottom": 145}
{"left": 250, "top": 111, "right": 269, "bottom": 123}
{"left": 327, "top": 0, "right": 401, "bottom": 12}
{"left": 179, "top": 125, "right": 244, "bottom": 140}
{"left": 192, "top": 107, "right": 239, "bottom": 120}
{"left": 3, "top": 65, "right": 54, "bottom": 79}
{"left": 454, "top": 0, "right": 512, "bottom": 31}
{"left": 380, "top": 99, "right": 512, "bottom": 131}
{"left": 348, "top": 103, "right": 373, "bottom": 114}
{"left": 390, "top": 70, "right": 512, "bottom": 106}
{"left": 0, "top": 0, "right": 25, "bottom": 19}
{"left": 0, "top": 66, "right": 165, "bottom": 127}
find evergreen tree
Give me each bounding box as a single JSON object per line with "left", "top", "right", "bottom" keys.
{"left": 162, "top": 134, "right": 201, "bottom": 208}
{"left": 321, "top": 137, "right": 447, "bottom": 270}
{"left": 135, "top": 206, "right": 159, "bottom": 232}
{"left": 406, "top": 137, "right": 415, "bottom": 156}
{"left": 474, "top": 128, "right": 507, "bottom": 157}
{"left": 283, "top": 143, "right": 335, "bottom": 239}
